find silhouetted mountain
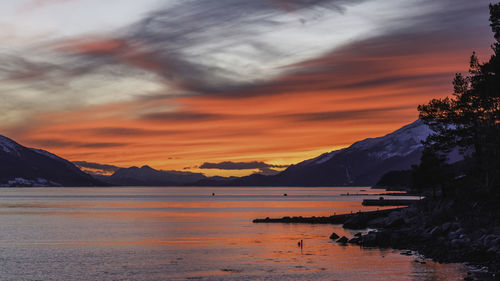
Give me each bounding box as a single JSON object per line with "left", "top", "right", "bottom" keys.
{"left": 228, "top": 120, "right": 434, "bottom": 186}
{"left": 0, "top": 135, "right": 103, "bottom": 187}
{"left": 190, "top": 176, "right": 238, "bottom": 186}
{"left": 100, "top": 165, "right": 208, "bottom": 186}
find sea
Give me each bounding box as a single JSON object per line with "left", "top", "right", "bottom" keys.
{"left": 0, "top": 186, "right": 466, "bottom": 280}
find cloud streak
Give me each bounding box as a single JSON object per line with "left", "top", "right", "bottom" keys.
{"left": 73, "top": 161, "right": 122, "bottom": 175}
{"left": 200, "top": 161, "right": 288, "bottom": 175}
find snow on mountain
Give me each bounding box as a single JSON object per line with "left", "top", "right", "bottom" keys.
{"left": 0, "top": 135, "right": 22, "bottom": 156}
{"left": 298, "top": 150, "right": 344, "bottom": 167}
{"left": 304, "top": 119, "right": 432, "bottom": 167}
{"left": 0, "top": 134, "right": 103, "bottom": 187}
{"left": 350, "top": 119, "right": 432, "bottom": 160}
{"left": 30, "top": 148, "right": 60, "bottom": 160}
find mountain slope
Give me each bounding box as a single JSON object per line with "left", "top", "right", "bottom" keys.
{"left": 0, "top": 135, "right": 103, "bottom": 187}
{"left": 230, "top": 120, "right": 433, "bottom": 186}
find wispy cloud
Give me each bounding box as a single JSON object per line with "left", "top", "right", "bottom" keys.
{"left": 27, "top": 138, "right": 129, "bottom": 149}
{"left": 3, "top": 0, "right": 474, "bottom": 125}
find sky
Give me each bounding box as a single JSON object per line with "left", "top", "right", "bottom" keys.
{"left": 0, "top": 0, "right": 495, "bottom": 176}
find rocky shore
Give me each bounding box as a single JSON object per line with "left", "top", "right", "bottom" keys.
{"left": 254, "top": 195, "right": 500, "bottom": 280}
{"left": 349, "top": 197, "right": 500, "bottom": 280}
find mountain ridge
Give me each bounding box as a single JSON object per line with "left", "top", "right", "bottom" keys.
{"left": 0, "top": 135, "right": 103, "bottom": 187}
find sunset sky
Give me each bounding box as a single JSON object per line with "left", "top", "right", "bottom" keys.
{"left": 0, "top": 0, "right": 495, "bottom": 176}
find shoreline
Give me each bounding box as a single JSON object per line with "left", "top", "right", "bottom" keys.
{"left": 254, "top": 198, "right": 500, "bottom": 281}
{"left": 253, "top": 208, "right": 402, "bottom": 226}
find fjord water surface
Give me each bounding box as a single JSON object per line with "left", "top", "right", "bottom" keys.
{"left": 0, "top": 187, "right": 465, "bottom": 280}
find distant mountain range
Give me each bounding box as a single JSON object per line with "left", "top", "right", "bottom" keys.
{"left": 93, "top": 165, "right": 239, "bottom": 186}
{"left": 0, "top": 120, "right": 438, "bottom": 187}
{"left": 0, "top": 135, "right": 103, "bottom": 187}
{"left": 96, "top": 165, "right": 208, "bottom": 186}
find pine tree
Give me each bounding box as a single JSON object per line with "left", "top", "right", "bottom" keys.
{"left": 418, "top": 4, "right": 500, "bottom": 191}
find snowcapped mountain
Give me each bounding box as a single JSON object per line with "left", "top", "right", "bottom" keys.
{"left": 301, "top": 119, "right": 432, "bottom": 167}
{"left": 230, "top": 120, "right": 434, "bottom": 186}
{"left": 0, "top": 135, "right": 103, "bottom": 187}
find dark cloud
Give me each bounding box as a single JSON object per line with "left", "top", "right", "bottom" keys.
{"left": 140, "top": 111, "right": 224, "bottom": 122}
{"left": 1, "top": 0, "right": 492, "bottom": 101}
{"left": 28, "top": 139, "right": 129, "bottom": 149}
{"left": 77, "top": 127, "right": 182, "bottom": 137}
{"left": 282, "top": 106, "right": 414, "bottom": 122}
{"left": 200, "top": 161, "right": 288, "bottom": 175}
{"left": 0, "top": 0, "right": 494, "bottom": 130}
{"left": 77, "top": 142, "right": 129, "bottom": 149}
{"left": 210, "top": 20, "right": 493, "bottom": 99}
{"left": 53, "top": 0, "right": 491, "bottom": 97}
{"left": 72, "top": 161, "right": 122, "bottom": 173}
{"left": 36, "top": 0, "right": 368, "bottom": 94}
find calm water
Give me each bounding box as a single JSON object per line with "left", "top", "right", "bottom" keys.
{"left": 0, "top": 187, "right": 465, "bottom": 280}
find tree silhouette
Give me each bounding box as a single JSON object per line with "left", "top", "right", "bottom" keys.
{"left": 418, "top": 4, "right": 500, "bottom": 191}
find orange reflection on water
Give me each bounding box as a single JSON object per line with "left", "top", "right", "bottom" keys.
{"left": 0, "top": 187, "right": 466, "bottom": 280}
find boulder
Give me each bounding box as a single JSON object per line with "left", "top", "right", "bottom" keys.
{"left": 349, "top": 237, "right": 361, "bottom": 244}
{"left": 337, "top": 236, "right": 348, "bottom": 244}
{"left": 428, "top": 226, "right": 441, "bottom": 237}
{"left": 441, "top": 222, "right": 452, "bottom": 233}
{"left": 387, "top": 218, "right": 405, "bottom": 228}
{"left": 360, "top": 232, "right": 378, "bottom": 247}
{"left": 329, "top": 232, "right": 340, "bottom": 240}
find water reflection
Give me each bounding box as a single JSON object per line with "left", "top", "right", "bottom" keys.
{"left": 0, "top": 187, "right": 465, "bottom": 280}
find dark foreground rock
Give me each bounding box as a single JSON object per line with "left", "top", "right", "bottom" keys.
{"left": 336, "top": 236, "right": 348, "bottom": 244}
{"left": 329, "top": 232, "right": 340, "bottom": 240}
{"left": 351, "top": 196, "right": 500, "bottom": 280}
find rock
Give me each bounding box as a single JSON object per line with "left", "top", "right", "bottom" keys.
{"left": 329, "top": 232, "right": 340, "bottom": 240}
{"left": 492, "top": 236, "right": 500, "bottom": 246}
{"left": 488, "top": 245, "right": 499, "bottom": 254}
{"left": 428, "top": 226, "right": 441, "bottom": 237}
{"left": 366, "top": 217, "right": 387, "bottom": 228}
{"left": 387, "top": 218, "right": 405, "bottom": 228}
{"left": 360, "top": 232, "right": 378, "bottom": 247}
{"left": 441, "top": 222, "right": 452, "bottom": 233}
{"left": 450, "top": 239, "right": 463, "bottom": 248}
{"left": 349, "top": 237, "right": 361, "bottom": 244}
{"left": 337, "top": 236, "right": 348, "bottom": 244}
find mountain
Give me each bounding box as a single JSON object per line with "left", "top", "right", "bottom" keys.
{"left": 227, "top": 120, "right": 433, "bottom": 186}
{"left": 0, "top": 135, "right": 103, "bottom": 187}
{"left": 99, "top": 165, "right": 208, "bottom": 186}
